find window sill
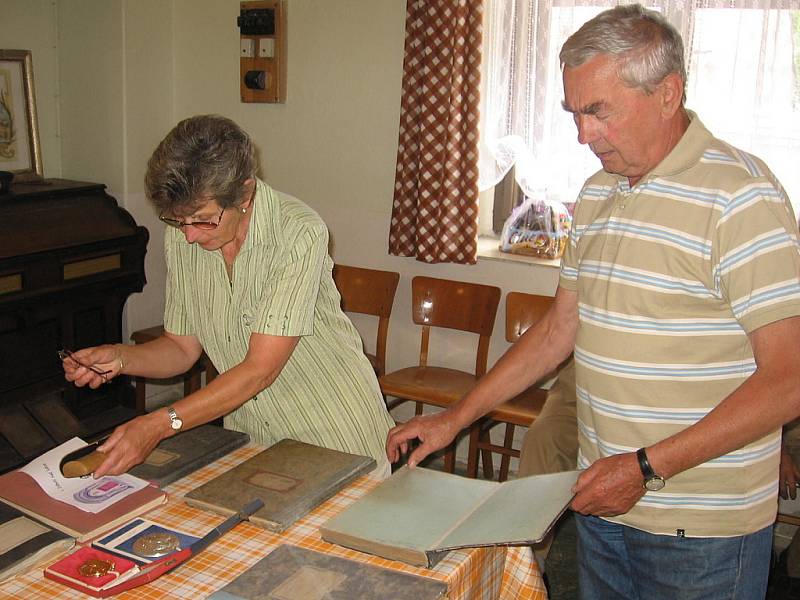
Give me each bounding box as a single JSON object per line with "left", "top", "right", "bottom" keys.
{"left": 477, "top": 236, "right": 562, "bottom": 269}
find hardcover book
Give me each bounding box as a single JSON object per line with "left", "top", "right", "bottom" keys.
{"left": 184, "top": 439, "right": 375, "bottom": 533}
{"left": 128, "top": 425, "right": 250, "bottom": 487}
{"left": 208, "top": 544, "right": 447, "bottom": 600}
{"left": 320, "top": 466, "right": 580, "bottom": 567}
{"left": 0, "top": 502, "right": 74, "bottom": 583}
{"left": 0, "top": 442, "right": 167, "bottom": 543}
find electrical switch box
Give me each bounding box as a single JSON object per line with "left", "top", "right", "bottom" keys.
{"left": 238, "top": 0, "right": 286, "bottom": 103}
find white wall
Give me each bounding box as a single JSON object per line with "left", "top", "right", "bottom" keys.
{"left": 0, "top": 0, "right": 62, "bottom": 177}
{"left": 4, "top": 0, "right": 561, "bottom": 455}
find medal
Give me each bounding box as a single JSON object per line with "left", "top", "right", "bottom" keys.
{"left": 79, "top": 558, "right": 116, "bottom": 578}
{"left": 133, "top": 532, "right": 181, "bottom": 558}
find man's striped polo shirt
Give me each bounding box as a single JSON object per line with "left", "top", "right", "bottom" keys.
{"left": 560, "top": 113, "right": 800, "bottom": 537}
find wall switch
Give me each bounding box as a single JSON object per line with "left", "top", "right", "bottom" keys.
{"left": 258, "top": 38, "right": 275, "bottom": 58}
{"left": 240, "top": 38, "right": 255, "bottom": 58}
{"left": 239, "top": 0, "right": 286, "bottom": 103}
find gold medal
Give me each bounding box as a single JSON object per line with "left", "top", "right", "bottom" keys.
{"left": 79, "top": 558, "right": 116, "bottom": 578}
{"left": 132, "top": 532, "right": 181, "bottom": 558}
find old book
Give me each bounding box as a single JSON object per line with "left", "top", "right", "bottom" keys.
{"left": 0, "top": 442, "right": 167, "bottom": 543}
{"left": 208, "top": 544, "right": 447, "bottom": 600}
{"left": 128, "top": 425, "right": 250, "bottom": 487}
{"left": 321, "top": 466, "right": 579, "bottom": 567}
{"left": 185, "top": 439, "right": 375, "bottom": 533}
{"left": 0, "top": 502, "right": 74, "bottom": 583}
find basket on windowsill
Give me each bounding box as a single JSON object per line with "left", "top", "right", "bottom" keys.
{"left": 499, "top": 197, "right": 572, "bottom": 260}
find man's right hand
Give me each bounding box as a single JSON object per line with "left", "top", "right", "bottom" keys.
{"left": 385, "top": 410, "right": 462, "bottom": 467}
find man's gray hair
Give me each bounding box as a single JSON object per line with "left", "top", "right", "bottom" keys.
{"left": 560, "top": 4, "right": 686, "bottom": 99}
{"left": 145, "top": 114, "right": 257, "bottom": 215}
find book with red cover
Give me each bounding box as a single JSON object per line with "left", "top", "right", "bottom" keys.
{"left": 44, "top": 546, "right": 140, "bottom": 598}
{"left": 0, "top": 469, "right": 166, "bottom": 543}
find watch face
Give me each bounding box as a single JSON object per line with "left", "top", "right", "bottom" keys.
{"left": 170, "top": 418, "right": 183, "bottom": 430}
{"left": 644, "top": 476, "right": 665, "bottom": 492}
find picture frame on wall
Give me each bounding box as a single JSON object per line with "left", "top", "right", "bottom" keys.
{"left": 0, "top": 49, "right": 43, "bottom": 182}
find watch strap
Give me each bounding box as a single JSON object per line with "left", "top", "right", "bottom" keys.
{"left": 636, "top": 447, "right": 656, "bottom": 478}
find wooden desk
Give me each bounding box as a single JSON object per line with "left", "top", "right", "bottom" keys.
{"left": 0, "top": 444, "right": 547, "bottom": 599}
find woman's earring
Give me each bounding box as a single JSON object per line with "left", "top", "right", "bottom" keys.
{"left": 241, "top": 208, "right": 247, "bottom": 214}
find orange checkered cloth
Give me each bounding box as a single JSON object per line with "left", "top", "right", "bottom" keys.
{"left": 0, "top": 444, "right": 547, "bottom": 600}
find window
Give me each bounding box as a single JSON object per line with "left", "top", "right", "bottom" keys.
{"left": 479, "top": 1, "right": 800, "bottom": 235}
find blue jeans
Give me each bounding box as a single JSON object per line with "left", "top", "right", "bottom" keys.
{"left": 575, "top": 514, "right": 772, "bottom": 600}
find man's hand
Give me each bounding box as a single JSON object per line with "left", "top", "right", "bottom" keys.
{"left": 780, "top": 443, "right": 800, "bottom": 500}
{"left": 93, "top": 412, "right": 167, "bottom": 478}
{"left": 386, "top": 410, "right": 462, "bottom": 467}
{"left": 571, "top": 452, "right": 646, "bottom": 516}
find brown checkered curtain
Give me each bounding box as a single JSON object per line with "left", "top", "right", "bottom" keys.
{"left": 388, "top": 0, "right": 483, "bottom": 264}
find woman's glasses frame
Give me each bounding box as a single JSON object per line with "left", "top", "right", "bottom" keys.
{"left": 57, "top": 349, "right": 111, "bottom": 376}
{"left": 159, "top": 207, "right": 226, "bottom": 230}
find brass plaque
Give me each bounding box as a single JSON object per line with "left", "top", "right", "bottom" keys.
{"left": 0, "top": 273, "right": 22, "bottom": 295}
{"left": 63, "top": 254, "right": 121, "bottom": 280}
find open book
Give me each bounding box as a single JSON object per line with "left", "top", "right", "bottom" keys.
{"left": 320, "top": 466, "right": 579, "bottom": 567}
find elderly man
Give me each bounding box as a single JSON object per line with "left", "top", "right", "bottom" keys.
{"left": 386, "top": 4, "right": 800, "bottom": 597}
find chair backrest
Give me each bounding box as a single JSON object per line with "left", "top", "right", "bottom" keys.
{"left": 411, "top": 276, "right": 501, "bottom": 377}
{"left": 505, "top": 292, "right": 554, "bottom": 343}
{"left": 332, "top": 264, "right": 400, "bottom": 375}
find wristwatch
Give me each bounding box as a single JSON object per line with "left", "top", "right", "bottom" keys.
{"left": 636, "top": 447, "right": 665, "bottom": 491}
{"left": 167, "top": 407, "right": 183, "bottom": 431}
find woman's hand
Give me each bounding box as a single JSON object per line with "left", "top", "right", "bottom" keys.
{"left": 93, "top": 412, "right": 168, "bottom": 478}
{"left": 61, "top": 345, "right": 123, "bottom": 389}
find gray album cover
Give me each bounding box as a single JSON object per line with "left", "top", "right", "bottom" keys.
{"left": 208, "top": 544, "right": 447, "bottom": 600}
{"left": 128, "top": 425, "right": 250, "bottom": 486}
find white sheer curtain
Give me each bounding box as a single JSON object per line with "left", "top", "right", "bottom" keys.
{"left": 479, "top": 0, "right": 800, "bottom": 217}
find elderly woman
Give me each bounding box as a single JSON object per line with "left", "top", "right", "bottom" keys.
{"left": 62, "top": 114, "right": 394, "bottom": 478}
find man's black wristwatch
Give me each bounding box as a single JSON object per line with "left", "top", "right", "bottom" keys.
{"left": 636, "top": 447, "right": 665, "bottom": 491}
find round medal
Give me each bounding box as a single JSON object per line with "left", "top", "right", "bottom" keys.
{"left": 132, "top": 532, "right": 181, "bottom": 558}
{"left": 79, "top": 558, "right": 116, "bottom": 578}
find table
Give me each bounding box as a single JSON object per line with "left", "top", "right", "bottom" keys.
{"left": 0, "top": 444, "right": 547, "bottom": 599}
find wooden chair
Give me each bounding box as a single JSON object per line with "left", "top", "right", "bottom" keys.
{"left": 378, "top": 276, "right": 501, "bottom": 472}
{"left": 129, "top": 325, "right": 217, "bottom": 414}
{"left": 332, "top": 264, "right": 400, "bottom": 378}
{"left": 466, "top": 291, "right": 553, "bottom": 481}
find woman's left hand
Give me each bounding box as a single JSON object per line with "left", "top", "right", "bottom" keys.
{"left": 93, "top": 412, "right": 167, "bottom": 478}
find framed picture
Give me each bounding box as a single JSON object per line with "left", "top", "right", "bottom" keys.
{"left": 0, "top": 49, "right": 43, "bottom": 182}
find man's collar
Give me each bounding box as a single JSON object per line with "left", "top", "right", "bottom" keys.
{"left": 648, "top": 110, "right": 712, "bottom": 179}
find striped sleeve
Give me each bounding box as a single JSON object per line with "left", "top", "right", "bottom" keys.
{"left": 251, "top": 214, "right": 327, "bottom": 337}
{"left": 713, "top": 177, "right": 800, "bottom": 333}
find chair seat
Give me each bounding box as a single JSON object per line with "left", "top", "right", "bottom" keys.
{"left": 379, "top": 366, "right": 479, "bottom": 408}
{"left": 487, "top": 386, "right": 548, "bottom": 426}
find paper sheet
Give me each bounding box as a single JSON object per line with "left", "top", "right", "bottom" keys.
{"left": 20, "top": 437, "right": 148, "bottom": 514}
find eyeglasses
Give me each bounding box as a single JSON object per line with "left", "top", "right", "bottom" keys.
{"left": 57, "top": 349, "right": 111, "bottom": 376}
{"left": 159, "top": 207, "right": 226, "bottom": 230}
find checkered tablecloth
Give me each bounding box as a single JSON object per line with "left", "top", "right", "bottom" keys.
{"left": 0, "top": 444, "right": 547, "bottom": 600}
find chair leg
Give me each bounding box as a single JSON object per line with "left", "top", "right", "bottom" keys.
{"left": 134, "top": 376, "right": 146, "bottom": 414}
{"left": 184, "top": 364, "right": 202, "bottom": 396}
{"left": 466, "top": 422, "right": 482, "bottom": 478}
{"left": 443, "top": 442, "right": 456, "bottom": 473}
{"left": 479, "top": 425, "right": 495, "bottom": 481}
{"left": 499, "top": 423, "right": 516, "bottom": 482}
{"left": 415, "top": 401, "right": 424, "bottom": 416}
